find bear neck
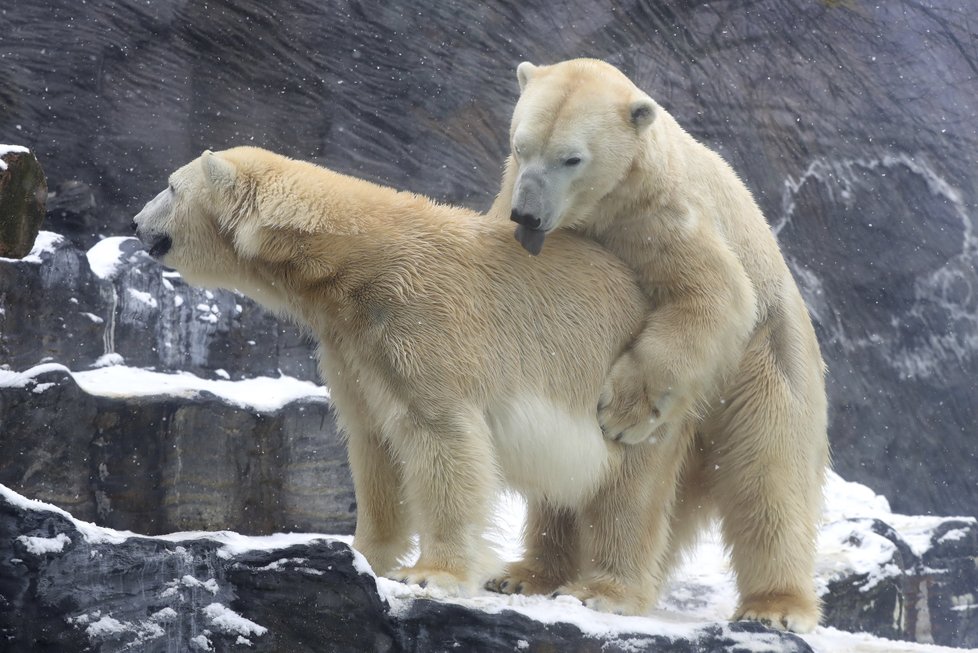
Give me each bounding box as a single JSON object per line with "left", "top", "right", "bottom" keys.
{"left": 242, "top": 177, "right": 468, "bottom": 344}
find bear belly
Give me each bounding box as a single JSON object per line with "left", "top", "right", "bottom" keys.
{"left": 486, "top": 396, "right": 614, "bottom": 506}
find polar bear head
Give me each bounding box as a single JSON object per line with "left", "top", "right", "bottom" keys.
{"left": 502, "top": 59, "right": 659, "bottom": 254}
{"left": 132, "top": 148, "right": 287, "bottom": 308}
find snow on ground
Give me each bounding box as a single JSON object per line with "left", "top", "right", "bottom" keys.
{"left": 2, "top": 477, "right": 969, "bottom": 653}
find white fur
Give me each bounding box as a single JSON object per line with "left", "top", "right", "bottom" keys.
{"left": 486, "top": 397, "right": 611, "bottom": 506}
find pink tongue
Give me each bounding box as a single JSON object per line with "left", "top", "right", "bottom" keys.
{"left": 514, "top": 225, "right": 546, "bottom": 255}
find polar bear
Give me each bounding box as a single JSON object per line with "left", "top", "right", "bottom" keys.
{"left": 132, "top": 146, "right": 703, "bottom": 614}
{"left": 490, "top": 59, "right": 829, "bottom": 632}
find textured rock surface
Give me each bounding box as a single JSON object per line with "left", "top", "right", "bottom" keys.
{"left": 0, "top": 366, "right": 353, "bottom": 536}
{"left": 821, "top": 517, "right": 978, "bottom": 648}
{"left": 0, "top": 0, "right": 975, "bottom": 517}
{"left": 0, "top": 487, "right": 815, "bottom": 653}
{"left": 0, "top": 147, "right": 46, "bottom": 259}
{"left": 0, "top": 233, "right": 318, "bottom": 381}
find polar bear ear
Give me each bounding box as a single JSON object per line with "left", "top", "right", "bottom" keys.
{"left": 516, "top": 61, "right": 538, "bottom": 92}
{"left": 201, "top": 150, "right": 237, "bottom": 192}
{"left": 629, "top": 97, "right": 658, "bottom": 132}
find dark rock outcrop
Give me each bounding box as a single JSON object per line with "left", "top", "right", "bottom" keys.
{"left": 0, "top": 233, "right": 318, "bottom": 381}
{"left": 0, "top": 147, "right": 46, "bottom": 259}
{"left": 0, "top": 365, "right": 353, "bottom": 536}
{"left": 0, "top": 0, "right": 976, "bottom": 518}
{"left": 0, "top": 486, "right": 814, "bottom": 653}
{"left": 821, "top": 517, "right": 978, "bottom": 648}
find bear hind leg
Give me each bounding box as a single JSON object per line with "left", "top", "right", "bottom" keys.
{"left": 710, "top": 347, "right": 827, "bottom": 633}
{"left": 486, "top": 500, "right": 579, "bottom": 596}
{"left": 558, "top": 432, "right": 691, "bottom": 615}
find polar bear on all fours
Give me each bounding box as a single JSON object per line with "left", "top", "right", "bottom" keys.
{"left": 132, "top": 145, "right": 704, "bottom": 620}
{"left": 491, "top": 58, "right": 830, "bottom": 633}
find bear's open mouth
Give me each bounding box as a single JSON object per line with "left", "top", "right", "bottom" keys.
{"left": 148, "top": 235, "right": 173, "bottom": 258}
{"left": 514, "top": 225, "right": 546, "bottom": 256}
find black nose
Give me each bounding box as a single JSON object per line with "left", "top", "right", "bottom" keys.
{"left": 510, "top": 209, "right": 541, "bottom": 230}
{"left": 130, "top": 221, "right": 137, "bottom": 233}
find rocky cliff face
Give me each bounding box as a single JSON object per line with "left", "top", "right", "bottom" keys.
{"left": 1, "top": 486, "right": 818, "bottom": 653}
{"left": 0, "top": 234, "right": 350, "bottom": 536}
{"left": 1, "top": 0, "right": 975, "bottom": 517}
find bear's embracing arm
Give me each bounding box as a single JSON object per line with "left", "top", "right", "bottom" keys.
{"left": 597, "top": 216, "right": 758, "bottom": 445}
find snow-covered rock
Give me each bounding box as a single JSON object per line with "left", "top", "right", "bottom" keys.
{"left": 0, "top": 363, "right": 352, "bottom": 536}
{"left": 4, "top": 480, "right": 975, "bottom": 651}
{"left": 0, "top": 484, "right": 817, "bottom": 653}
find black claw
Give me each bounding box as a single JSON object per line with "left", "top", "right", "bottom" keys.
{"left": 614, "top": 433, "right": 624, "bottom": 442}
{"left": 418, "top": 580, "right": 427, "bottom": 589}
{"left": 514, "top": 583, "right": 524, "bottom": 594}
{"left": 499, "top": 580, "right": 509, "bottom": 591}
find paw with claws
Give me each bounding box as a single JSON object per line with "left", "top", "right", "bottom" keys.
{"left": 389, "top": 565, "right": 469, "bottom": 594}
{"left": 485, "top": 562, "right": 563, "bottom": 597}
{"left": 551, "top": 577, "right": 648, "bottom": 616}
{"left": 734, "top": 594, "right": 820, "bottom": 633}
{"left": 597, "top": 351, "right": 687, "bottom": 445}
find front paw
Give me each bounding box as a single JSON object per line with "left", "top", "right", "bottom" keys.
{"left": 597, "top": 355, "right": 683, "bottom": 445}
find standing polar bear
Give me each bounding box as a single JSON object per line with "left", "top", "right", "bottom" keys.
{"left": 133, "top": 146, "right": 706, "bottom": 615}
{"left": 492, "top": 58, "right": 829, "bottom": 632}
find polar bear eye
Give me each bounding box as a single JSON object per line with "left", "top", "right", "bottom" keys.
{"left": 564, "top": 156, "right": 582, "bottom": 167}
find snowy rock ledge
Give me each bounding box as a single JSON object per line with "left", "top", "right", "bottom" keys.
{"left": 0, "top": 363, "right": 352, "bottom": 537}
{"left": 0, "top": 485, "right": 814, "bottom": 653}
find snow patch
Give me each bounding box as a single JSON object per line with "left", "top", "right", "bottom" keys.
{"left": 16, "top": 532, "right": 71, "bottom": 555}
{"left": 0, "top": 363, "right": 71, "bottom": 389}
{"left": 149, "top": 607, "right": 178, "bottom": 623}
{"left": 85, "top": 615, "right": 126, "bottom": 638}
{"left": 86, "top": 237, "right": 142, "bottom": 280}
{"left": 937, "top": 528, "right": 968, "bottom": 544}
{"left": 70, "top": 365, "right": 328, "bottom": 411}
{"left": 203, "top": 603, "right": 267, "bottom": 637}
{"left": 3, "top": 231, "right": 65, "bottom": 264}
{"left": 127, "top": 287, "right": 159, "bottom": 308}
{"left": 177, "top": 575, "right": 220, "bottom": 594}
{"left": 91, "top": 353, "right": 125, "bottom": 368}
